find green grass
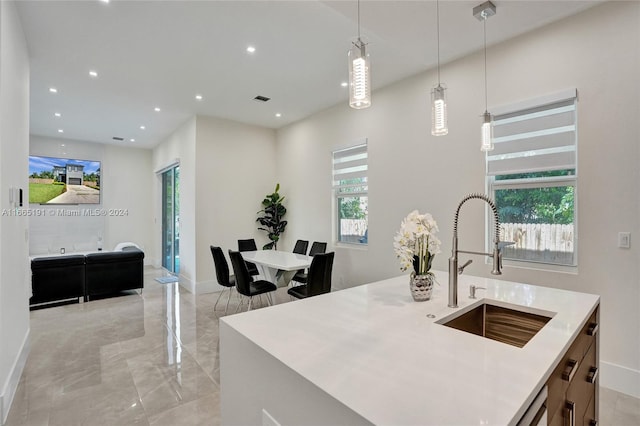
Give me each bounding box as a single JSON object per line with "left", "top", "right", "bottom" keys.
{"left": 29, "top": 183, "right": 65, "bottom": 203}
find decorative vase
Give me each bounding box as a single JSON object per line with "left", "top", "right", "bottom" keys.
{"left": 410, "top": 272, "right": 434, "bottom": 302}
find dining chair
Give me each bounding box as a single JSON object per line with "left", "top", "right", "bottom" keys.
{"left": 237, "top": 238, "right": 260, "bottom": 276}
{"left": 288, "top": 252, "right": 334, "bottom": 300}
{"left": 210, "top": 246, "right": 235, "bottom": 315}
{"left": 229, "top": 250, "right": 277, "bottom": 311}
{"left": 292, "top": 239, "right": 309, "bottom": 255}
{"left": 292, "top": 241, "right": 327, "bottom": 284}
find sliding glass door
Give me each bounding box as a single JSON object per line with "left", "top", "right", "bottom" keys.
{"left": 161, "top": 165, "right": 180, "bottom": 273}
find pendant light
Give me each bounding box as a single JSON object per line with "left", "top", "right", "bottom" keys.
{"left": 349, "top": 0, "right": 371, "bottom": 109}
{"left": 431, "top": 0, "right": 448, "bottom": 136}
{"left": 474, "top": 1, "right": 496, "bottom": 151}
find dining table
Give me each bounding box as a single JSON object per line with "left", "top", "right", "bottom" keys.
{"left": 240, "top": 250, "right": 313, "bottom": 287}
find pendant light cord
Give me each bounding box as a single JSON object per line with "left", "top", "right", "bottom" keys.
{"left": 436, "top": 0, "right": 441, "bottom": 85}
{"left": 357, "top": 0, "right": 361, "bottom": 40}
{"left": 483, "top": 19, "right": 488, "bottom": 112}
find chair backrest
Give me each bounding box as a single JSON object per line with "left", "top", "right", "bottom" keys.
{"left": 228, "top": 250, "right": 251, "bottom": 296}
{"left": 210, "top": 246, "right": 233, "bottom": 288}
{"left": 238, "top": 239, "right": 257, "bottom": 252}
{"left": 306, "top": 252, "right": 335, "bottom": 296}
{"left": 322, "top": 252, "right": 335, "bottom": 294}
{"left": 309, "top": 241, "right": 327, "bottom": 256}
{"left": 292, "top": 240, "right": 309, "bottom": 255}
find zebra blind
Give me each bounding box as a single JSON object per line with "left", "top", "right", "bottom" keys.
{"left": 487, "top": 95, "right": 577, "bottom": 176}
{"left": 333, "top": 142, "right": 368, "bottom": 195}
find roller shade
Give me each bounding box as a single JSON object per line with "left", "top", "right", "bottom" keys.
{"left": 487, "top": 97, "right": 577, "bottom": 176}
{"left": 333, "top": 142, "right": 368, "bottom": 194}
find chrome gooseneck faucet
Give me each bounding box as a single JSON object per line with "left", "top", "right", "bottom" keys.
{"left": 448, "top": 193, "right": 504, "bottom": 308}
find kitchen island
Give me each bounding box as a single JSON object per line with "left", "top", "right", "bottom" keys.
{"left": 220, "top": 271, "right": 599, "bottom": 425}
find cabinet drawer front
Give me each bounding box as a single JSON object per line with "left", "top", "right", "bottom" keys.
{"left": 567, "top": 342, "right": 597, "bottom": 423}
{"left": 583, "top": 395, "right": 596, "bottom": 426}
{"left": 570, "top": 310, "right": 598, "bottom": 364}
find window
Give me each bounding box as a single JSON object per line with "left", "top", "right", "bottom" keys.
{"left": 487, "top": 91, "right": 577, "bottom": 266}
{"left": 333, "top": 141, "right": 368, "bottom": 245}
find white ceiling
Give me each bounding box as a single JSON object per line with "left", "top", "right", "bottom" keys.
{"left": 15, "top": 0, "right": 601, "bottom": 149}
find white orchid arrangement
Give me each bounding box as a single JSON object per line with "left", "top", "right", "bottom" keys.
{"left": 393, "top": 210, "right": 442, "bottom": 275}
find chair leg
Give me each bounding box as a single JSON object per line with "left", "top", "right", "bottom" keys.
{"left": 213, "top": 287, "right": 225, "bottom": 311}
{"left": 266, "top": 292, "right": 274, "bottom": 306}
{"left": 248, "top": 297, "right": 253, "bottom": 311}
{"left": 235, "top": 296, "right": 245, "bottom": 313}
{"left": 224, "top": 288, "right": 233, "bottom": 315}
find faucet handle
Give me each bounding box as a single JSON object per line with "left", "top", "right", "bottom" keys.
{"left": 458, "top": 259, "right": 472, "bottom": 275}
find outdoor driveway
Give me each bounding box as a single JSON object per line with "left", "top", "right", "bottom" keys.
{"left": 47, "top": 184, "right": 99, "bottom": 204}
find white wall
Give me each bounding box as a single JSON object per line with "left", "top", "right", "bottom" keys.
{"left": 0, "top": 2, "right": 31, "bottom": 423}
{"left": 29, "top": 136, "right": 154, "bottom": 262}
{"left": 276, "top": 2, "right": 640, "bottom": 397}
{"left": 152, "top": 115, "right": 277, "bottom": 294}
{"left": 194, "top": 115, "right": 277, "bottom": 292}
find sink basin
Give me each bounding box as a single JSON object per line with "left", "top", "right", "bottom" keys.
{"left": 437, "top": 302, "right": 554, "bottom": 348}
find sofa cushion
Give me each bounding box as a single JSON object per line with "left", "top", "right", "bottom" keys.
{"left": 85, "top": 249, "right": 144, "bottom": 299}
{"left": 30, "top": 255, "right": 86, "bottom": 305}
{"left": 85, "top": 249, "right": 144, "bottom": 264}
{"left": 31, "top": 254, "right": 86, "bottom": 269}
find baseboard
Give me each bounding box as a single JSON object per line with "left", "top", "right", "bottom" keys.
{"left": 195, "top": 279, "right": 219, "bottom": 295}
{"left": 177, "top": 274, "right": 196, "bottom": 294}
{"left": 179, "top": 277, "right": 224, "bottom": 295}
{"left": 1, "top": 328, "right": 30, "bottom": 425}
{"left": 600, "top": 360, "right": 640, "bottom": 398}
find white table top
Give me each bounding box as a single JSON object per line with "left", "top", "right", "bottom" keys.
{"left": 241, "top": 250, "right": 312, "bottom": 271}
{"left": 222, "top": 270, "right": 599, "bottom": 425}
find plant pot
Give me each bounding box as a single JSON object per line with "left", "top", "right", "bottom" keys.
{"left": 410, "top": 272, "right": 434, "bottom": 302}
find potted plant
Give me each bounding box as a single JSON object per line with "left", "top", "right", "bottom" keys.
{"left": 393, "top": 210, "right": 441, "bottom": 301}
{"left": 256, "top": 183, "right": 287, "bottom": 250}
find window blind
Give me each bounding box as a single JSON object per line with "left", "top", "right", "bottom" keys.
{"left": 333, "top": 142, "right": 368, "bottom": 194}
{"left": 487, "top": 97, "right": 577, "bottom": 176}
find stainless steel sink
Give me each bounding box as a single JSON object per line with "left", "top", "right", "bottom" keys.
{"left": 437, "top": 302, "right": 554, "bottom": 348}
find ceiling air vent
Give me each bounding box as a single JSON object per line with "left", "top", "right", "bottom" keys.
{"left": 253, "top": 95, "right": 271, "bottom": 102}
{"left": 112, "top": 136, "right": 124, "bottom": 141}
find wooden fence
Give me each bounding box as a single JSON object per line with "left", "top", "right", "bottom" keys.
{"left": 500, "top": 223, "right": 574, "bottom": 263}
{"left": 500, "top": 223, "right": 574, "bottom": 253}
{"left": 340, "top": 219, "right": 367, "bottom": 237}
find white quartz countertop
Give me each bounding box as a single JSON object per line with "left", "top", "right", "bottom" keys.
{"left": 221, "top": 271, "right": 599, "bottom": 425}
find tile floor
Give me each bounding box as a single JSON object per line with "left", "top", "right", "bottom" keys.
{"left": 5, "top": 268, "right": 640, "bottom": 426}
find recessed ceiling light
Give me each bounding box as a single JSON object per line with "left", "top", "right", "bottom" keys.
{"left": 140, "top": 125, "right": 146, "bottom": 130}
{"left": 130, "top": 138, "right": 135, "bottom": 142}
{"left": 100, "top": 0, "right": 110, "bottom": 4}
{"left": 61, "top": 144, "right": 65, "bottom": 147}
{"left": 246, "top": 46, "right": 256, "bottom": 53}
{"left": 49, "top": 87, "right": 58, "bottom": 93}
{"left": 57, "top": 129, "right": 64, "bottom": 133}
{"left": 195, "top": 94, "right": 203, "bottom": 101}
{"left": 275, "top": 113, "right": 282, "bottom": 118}
{"left": 54, "top": 112, "right": 61, "bottom": 117}
{"left": 89, "top": 70, "right": 98, "bottom": 78}
{"left": 341, "top": 82, "right": 348, "bottom": 87}
{"left": 154, "top": 107, "right": 161, "bottom": 112}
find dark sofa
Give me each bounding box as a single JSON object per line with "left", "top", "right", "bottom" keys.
{"left": 85, "top": 248, "right": 145, "bottom": 301}
{"left": 30, "top": 248, "right": 145, "bottom": 307}
{"left": 30, "top": 254, "right": 86, "bottom": 305}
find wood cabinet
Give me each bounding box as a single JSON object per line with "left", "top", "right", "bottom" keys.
{"left": 547, "top": 306, "right": 599, "bottom": 426}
